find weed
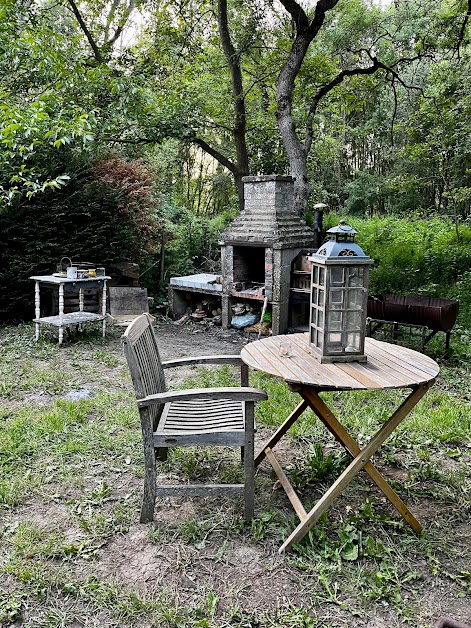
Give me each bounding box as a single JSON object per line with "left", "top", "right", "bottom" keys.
{"left": 263, "top": 600, "right": 316, "bottom": 627}
{"left": 251, "top": 511, "right": 274, "bottom": 541}
{"left": 91, "top": 349, "right": 119, "bottom": 368}
{"left": 0, "top": 592, "right": 23, "bottom": 626}
{"left": 286, "top": 443, "right": 349, "bottom": 489}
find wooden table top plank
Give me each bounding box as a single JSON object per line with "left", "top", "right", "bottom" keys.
{"left": 367, "top": 344, "right": 438, "bottom": 383}
{"left": 252, "top": 335, "right": 366, "bottom": 389}
{"left": 359, "top": 354, "right": 418, "bottom": 388}
{"left": 336, "top": 362, "right": 386, "bottom": 389}
{"left": 276, "top": 335, "right": 362, "bottom": 389}
{"left": 367, "top": 339, "right": 435, "bottom": 372}
{"left": 368, "top": 340, "right": 439, "bottom": 377}
{"left": 363, "top": 347, "right": 428, "bottom": 383}
{"left": 342, "top": 355, "right": 409, "bottom": 389}
{"left": 244, "top": 340, "right": 296, "bottom": 380}
{"left": 288, "top": 335, "right": 363, "bottom": 389}
{"left": 241, "top": 335, "right": 439, "bottom": 391}
{"left": 258, "top": 338, "right": 344, "bottom": 388}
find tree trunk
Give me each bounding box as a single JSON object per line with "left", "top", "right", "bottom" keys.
{"left": 276, "top": 33, "right": 312, "bottom": 216}
{"left": 234, "top": 172, "right": 245, "bottom": 208}
{"left": 218, "top": 0, "right": 249, "bottom": 209}
{"left": 275, "top": 1, "right": 340, "bottom": 216}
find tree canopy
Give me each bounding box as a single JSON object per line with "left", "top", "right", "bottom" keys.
{"left": 1, "top": 0, "right": 470, "bottom": 218}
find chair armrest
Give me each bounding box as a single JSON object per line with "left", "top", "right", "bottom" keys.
{"left": 137, "top": 387, "right": 267, "bottom": 407}
{"left": 161, "top": 355, "right": 242, "bottom": 369}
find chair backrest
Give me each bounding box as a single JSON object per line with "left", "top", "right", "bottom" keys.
{"left": 122, "top": 314, "right": 167, "bottom": 405}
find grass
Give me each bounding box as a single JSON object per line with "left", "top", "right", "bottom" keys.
{"left": 0, "top": 320, "right": 470, "bottom": 627}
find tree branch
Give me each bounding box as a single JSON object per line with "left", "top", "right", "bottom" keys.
{"left": 66, "top": 0, "right": 104, "bottom": 63}
{"left": 105, "top": 0, "right": 136, "bottom": 48}
{"left": 105, "top": 131, "right": 239, "bottom": 179}
{"left": 193, "top": 137, "right": 238, "bottom": 175}
{"left": 217, "top": 0, "right": 249, "bottom": 175}
{"left": 104, "top": 0, "right": 121, "bottom": 42}
{"left": 305, "top": 60, "right": 381, "bottom": 153}
{"left": 304, "top": 51, "right": 428, "bottom": 155}
{"left": 307, "top": 0, "right": 340, "bottom": 38}
{"left": 278, "top": 0, "right": 309, "bottom": 32}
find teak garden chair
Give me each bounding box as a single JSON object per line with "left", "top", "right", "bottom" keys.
{"left": 122, "top": 313, "right": 267, "bottom": 522}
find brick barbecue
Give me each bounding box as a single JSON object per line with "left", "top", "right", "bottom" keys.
{"left": 169, "top": 175, "right": 315, "bottom": 334}
{"left": 219, "top": 175, "right": 314, "bottom": 334}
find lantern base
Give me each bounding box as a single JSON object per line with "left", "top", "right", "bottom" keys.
{"left": 312, "top": 352, "right": 368, "bottom": 364}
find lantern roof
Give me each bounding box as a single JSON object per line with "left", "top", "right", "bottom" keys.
{"left": 327, "top": 222, "right": 357, "bottom": 236}
{"left": 310, "top": 221, "right": 372, "bottom": 262}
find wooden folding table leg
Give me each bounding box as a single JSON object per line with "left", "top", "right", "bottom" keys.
{"left": 302, "top": 387, "right": 423, "bottom": 534}
{"left": 254, "top": 400, "right": 308, "bottom": 467}
{"left": 265, "top": 448, "right": 307, "bottom": 521}
{"left": 279, "top": 384, "right": 429, "bottom": 553}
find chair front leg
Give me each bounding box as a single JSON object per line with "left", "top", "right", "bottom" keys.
{"left": 244, "top": 401, "right": 255, "bottom": 520}
{"left": 139, "top": 408, "right": 157, "bottom": 523}
{"left": 241, "top": 363, "right": 249, "bottom": 466}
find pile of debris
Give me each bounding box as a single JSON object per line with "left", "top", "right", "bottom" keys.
{"left": 172, "top": 299, "right": 271, "bottom": 336}
{"left": 173, "top": 300, "right": 222, "bottom": 326}
{"left": 231, "top": 302, "right": 271, "bottom": 336}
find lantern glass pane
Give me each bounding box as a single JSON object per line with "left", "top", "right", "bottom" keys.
{"left": 319, "top": 267, "right": 325, "bottom": 285}
{"left": 348, "top": 289, "right": 363, "bottom": 310}
{"left": 318, "top": 289, "right": 324, "bottom": 307}
{"left": 331, "top": 267, "right": 344, "bottom": 285}
{"left": 347, "top": 311, "right": 361, "bottom": 330}
{"left": 312, "top": 266, "right": 319, "bottom": 284}
{"left": 312, "top": 286, "right": 318, "bottom": 303}
{"left": 330, "top": 288, "right": 343, "bottom": 309}
{"left": 317, "top": 309, "right": 324, "bottom": 327}
{"left": 326, "top": 333, "right": 342, "bottom": 353}
{"left": 328, "top": 310, "right": 342, "bottom": 331}
{"left": 349, "top": 268, "right": 364, "bottom": 287}
{"left": 346, "top": 333, "right": 361, "bottom": 351}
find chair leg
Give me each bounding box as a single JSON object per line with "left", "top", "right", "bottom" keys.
{"left": 244, "top": 402, "right": 255, "bottom": 520}
{"left": 140, "top": 461, "right": 157, "bottom": 523}
{"left": 140, "top": 412, "right": 157, "bottom": 523}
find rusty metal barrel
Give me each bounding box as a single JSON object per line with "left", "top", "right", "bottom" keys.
{"left": 367, "top": 295, "right": 459, "bottom": 332}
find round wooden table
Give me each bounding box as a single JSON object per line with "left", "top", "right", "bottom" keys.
{"left": 241, "top": 334, "right": 440, "bottom": 553}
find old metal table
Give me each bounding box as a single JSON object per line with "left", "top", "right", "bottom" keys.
{"left": 241, "top": 334, "right": 440, "bottom": 553}
{"left": 30, "top": 275, "right": 111, "bottom": 345}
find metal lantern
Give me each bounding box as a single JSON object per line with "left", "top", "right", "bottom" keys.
{"left": 308, "top": 221, "right": 373, "bottom": 363}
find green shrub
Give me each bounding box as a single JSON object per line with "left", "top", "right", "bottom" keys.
{"left": 0, "top": 154, "right": 161, "bottom": 321}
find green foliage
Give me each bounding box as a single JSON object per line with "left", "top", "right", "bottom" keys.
{"left": 286, "top": 444, "right": 349, "bottom": 490}
{"left": 324, "top": 214, "right": 471, "bottom": 327}
{"left": 0, "top": 153, "right": 161, "bottom": 320}
{"left": 1, "top": 0, "right": 471, "bottom": 325}
{"left": 0, "top": 1, "right": 98, "bottom": 207}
